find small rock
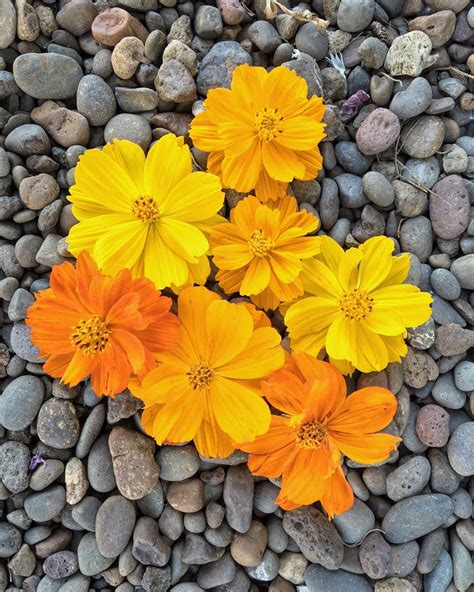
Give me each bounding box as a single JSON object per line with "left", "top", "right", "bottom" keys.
{"left": 155, "top": 59, "right": 196, "bottom": 103}
{"left": 450, "top": 255, "right": 474, "bottom": 290}
{"left": 0, "top": 523, "right": 22, "bottom": 558}
{"left": 409, "top": 10, "right": 456, "bottom": 48}
{"left": 31, "top": 101, "right": 89, "bottom": 148}
{"left": 112, "top": 36, "right": 145, "bottom": 80}
{"left": 430, "top": 175, "right": 469, "bottom": 240}
{"left": 19, "top": 173, "right": 60, "bottom": 210}
{"left": 295, "top": 23, "right": 329, "bottom": 61}
{"left": 359, "top": 531, "right": 391, "bottom": 580}
{"left": 56, "top": 0, "right": 97, "bottom": 36}
{"left": 432, "top": 373, "right": 466, "bottom": 409}
{"left": 0, "top": 375, "right": 44, "bottom": 431}
{"left": 37, "top": 399, "right": 80, "bottom": 449}
{"left": 454, "top": 360, "right": 474, "bottom": 391}
{"left": 416, "top": 404, "right": 450, "bottom": 447}
{"left": 216, "top": 0, "right": 246, "bottom": 25}
{"left": 231, "top": 521, "right": 267, "bottom": 567}
{"left": 0, "top": 0, "right": 16, "bottom": 49}
{"left": 43, "top": 551, "right": 78, "bottom": 580}
{"left": 71, "top": 496, "right": 101, "bottom": 532}
{"left": 77, "top": 533, "right": 115, "bottom": 576}
{"left": 157, "top": 446, "right": 200, "bottom": 481}
{"left": 13, "top": 54, "right": 83, "bottom": 99}
{"left": 5, "top": 124, "right": 51, "bottom": 157}
{"left": 76, "top": 74, "right": 116, "bottom": 127}
{"left": 392, "top": 180, "right": 427, "bottom": 218}
{"left": 386, "top": 456, "right": 431, "bottom": 501}
{"left": 87, "top": 434, "right": 116, "bottom": 493}
{"left": 0, "top": 441, "right": 30, "bottom": 493}
{"left": 362, "top": 171, "right": 394, "bottom": 207}
{"left": 196, "top": 41, "right": 251, "bottom": 96}
{"left": 337, "top": 0, "right": 375, "bottom": 32}
{"left": 96, "top": 496, "right": 136, "bottom": 558}
{"left": 400, "top": 116, "right": 445, "bottom": 159}
{"left": 333, "top": 499, "right": 375, "bottom": 545}
{"left": 91, "top": 7, "right": 148, "bottom": 46}
{"left": 194, "top": 5, "right": 223, "bottom": 39}
{"left": 399, "top": 216, "right": 433, "bottom": 263}
{"left": 133, "top": 516, "right": 171, "bottom": 566}
{"left": 223, "top": 465, "right": 254, "bottom": 534}
{"left": 306, "top": 564, "right": 372, "bottom": 592}
{"left": 384, "top": 31, "right": 433, "bottom": 77}
{"left": 24, "top": 485, "right": 67, "bottom": 522}
{"left": 447, "top": 422, "right": 474, "bottom": 476}
{"left": 167, "top": 479, "right": 204, "bottom": 513}
{"left": 65, "top": 457, "right": 88, "bottom": 505}
{"left": 104, "top": 114, "right": 151, "bottom": 150}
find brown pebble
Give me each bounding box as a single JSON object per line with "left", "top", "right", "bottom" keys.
{"left": 231, "top": 521, "right": 268, "bottom": 567}
{"left": 167, "top": 479, "right": 204, "bottom": 513}
{"left": 31, "top": 101, "right": 90, "bottom": 148}
{"left": 91, "top": 7, "right": 148, "bottom": 47}
{"left": 216, "top": 0, "right": 247, "bottom": 25}
{"left": 416, "top": 404, "right": 450, "bottom": 447}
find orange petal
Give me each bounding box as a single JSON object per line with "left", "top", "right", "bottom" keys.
{"left": 320, "top": 465, "right": 354, "bottom": 520}
{"left": 329, "top": 431, "right": 401, "bottom": 465}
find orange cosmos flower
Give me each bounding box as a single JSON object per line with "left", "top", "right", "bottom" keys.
{"left": 131, "top": 286, "right": 285, "bottom": 458}
{"left": 190, "top": 64, "right": 326, "bottom": 201}
{"left": 237, "top": 353, "right": 400, "bottom": 518}
{"left": 210, "top": 196, "right": 321, "bottom": 310}
{"left": 26, "top": 251, "right": 180, "bottom": 396}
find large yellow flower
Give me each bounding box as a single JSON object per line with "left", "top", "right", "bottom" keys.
{"left": 285, "top": 236, "right": 432, "bottom": 373}
{"left": 131, "top": 286, "right": 285, "bottom": 458}
{"left": 190, "top": 64, "right": 326, "bottom": 202}
{"left": 210, "top": 195, "right": 321, "bottom": 310}
{"left": 67, "top": 135, "right": 224, "bottom": 290}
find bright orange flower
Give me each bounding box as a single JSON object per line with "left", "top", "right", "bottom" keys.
{"left": 210, "top": 196, "right": 320, "bottom": 310}
{"left": 237, "top": 353, "right": 400, "bottom": 518}
{"left": 190, "top": 64, "right": 326, "bottom": 201}
{"left": 26, "top": 251, "right": 180, "bottom": 396}
{"left": 131, "top": 286, "right": 285, "bottom": 458}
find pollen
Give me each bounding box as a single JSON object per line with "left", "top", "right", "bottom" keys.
{"left": 255, "top": 107, "right": 283, "bottom": 141}
{"left": 296, "top": 419, "right": 328, "bottom": 449}
{"left": 71, "top": 315, "right": 109, "bottom": 356}
{"left": 187, "top": 363, "right": 215, "bottom": 390}
{"left": 132, "top": 196, "right": 160, "bottom": 223}
{"left": 340, "top": 289, "right": 374, "bottom": 321}
{"left": 249, "top": 229, "right": 274, "bottom": 257}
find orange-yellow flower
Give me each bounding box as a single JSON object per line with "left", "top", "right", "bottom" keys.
{"left": 190, "top": 64, "right": 326, "bottom": 202}
{"left": 210, "top": 196, "right": 321, "bottom": 310}
{"left": 237, "top": 353, "right": 401, "bottom": 518}
{"left": 26, "top": 251, "right": 180, "bottom": 396}
{"left": 285, "top": 236, "right": 433, "bottom": 374}
{"left": 131, "top": 286, "right": 285, "bottom": 458}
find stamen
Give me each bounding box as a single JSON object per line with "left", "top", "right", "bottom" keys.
{"left": 71, "top": 315, "right": 109, "bottom": 356}
{"left": 254, "top": 107, "right": 283, "bottom": 141}
{"left": 132, "top": 196, "right": 160, "bottom": 223}
{"left": 249, "top": 229, "right": 274, "bottom": 257}
{"left": 296, "top": 419, "right": 328, "bottom": 449}
{"left": 187, "top": 363, "right": 214, "bottom": 390}
{"left": 339, "top": 289, "right": 374, "bottom": 321}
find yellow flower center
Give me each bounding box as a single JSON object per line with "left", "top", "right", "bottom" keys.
{"left": 70, "top": 315, "right": 109, "bottom": 356}
{"left": 249, "top": 230, "right": 274, "bottom": 257}
{"left": 339, "top": 289, "right": 374, "bottom": 321}
{"left": 187, "top": 363, "right": 214, "bottom": 390}
{"left": 255, "top": 107, "right": 283, "bottom": 141}
{"left": 296, "top": 419, "right": 328, "bottom": 449}
{"left": 132, "top": 196, "right": 160, "bottom": 223}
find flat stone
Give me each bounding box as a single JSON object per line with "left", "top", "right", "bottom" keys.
{"left": 13, "top": 54, "right": 83, "bottom": 99}
{"left": 24, "top": 485, "right": 67, "bottom": 522}
{"left": 447, "top": 422, "right": 474, "bottom": 476}
{"left": 37, "top": 399, "right": 80, "bottom": 449}
{"left": 430, "top": 175, "right": 469, "bottom": 240}
{"left": 96, "top": 496, "right": 136, "bottom": 558}
{"left": 356, "top": 108, "right": 400, "bottom": 155}
{"left": 0, "top": 0, "right": 16, "bottom": 49}
{"left": 400, "top": 116, "right": 445, "bottom": 159}
{"left": 231, "top": 521, "right": 267, "bottom": 568}
{"left": 87, "top": 434, "right": 116, "bottom": 493}
{"left": 306, "top": 564, "right": 372, "bottom": 591}
{"left": 384, "top": 31, "right": 433, "bottom": 77}
{"left": 77, "top": 533, "right": 114, "bottom": 576}
{"left": 0, "top": 441, "right": 30, "bottom": 493}
{"left": 132, "top": 516, "right": 171, "bottom": 567}
{"left": 333, "top": 500, "right": 375, "bottom": 545}
{"left": 10, "top": 322, "right": 41, "bottom": 362}
{"left": 196, "top": 41, "right": 251, "bottom": 96}
{"left": 167, "top": 479, "right": 204, "bottom": 513}
{"left": 43, "top": 551, "right": 78, "bottom": 580}
{"left": 0, "top": 375, "right": 44, "bottom": 430}
{"left": 359, "top": 531, "right": 391, "bottom": 580}
{"left": 71, "top": 496, "right": 101, "bottom": 531}
{"left": 223, "top": 465, "right": 254, "bottom": 534}
{"left": 31, "top": 101, "right": 89, "bottom": 149}
{"left": 0, "top": 523, "right": 22, "bottom": 558}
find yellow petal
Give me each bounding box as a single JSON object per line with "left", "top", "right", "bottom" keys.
{"left": 163, "top": 172, "right": 224, "bottom": 222}
{"left": 93, "top": 220, "right": 147, "bottom": 275}
{"left": 261, "top": 141, "right": 304, "bottom": 182}
{"left": 103, "top": 140, "right": 146, "bottom": 195}
{"left": 240, "top": 257, "right": 271, "bottom": 295}
{"left": 67, "top": 214, "right": 134, "bottom": 258}
{"left": 357, "top": 236, "right": 395, "bottom": 293}
{"left": 371, "top": 284, "right": 432, "bottom": 328}
{"left": 143, "top": 224, "right": 189, "bottom": 289}
{"left": 158, "top": 217, "right": 209, "bottom": 263}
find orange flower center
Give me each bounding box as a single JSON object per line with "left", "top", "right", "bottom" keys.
{"left": 187, "top": 363, "right": 214, "bottom": 390}
{"left": 70, "top": 315, "right": 109, "bottom": 356}
{"left": 249, "top": 230, "right": 274, "bottom": 257}
{"left": 339, "top": 289, "right": 374, "bottom": 321}
{"left": 132, "top": 196, "right": 160, "bottom": 223}
{"left": 255, "top": 107, "right": 283, "bottom": 141}
{"left": 296, "top": 419, "right": 328, "bottom": 449}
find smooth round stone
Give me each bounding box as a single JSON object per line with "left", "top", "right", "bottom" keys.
{"left": 43, "top": 551, "right": 78, "bottom": 579}
{"left": 425, "top": 548, "right": 453, "bottom": 592}
{"left": 382, "top": 494, "right": 454, "bottom": 543}
{"left": 454, "top": 361, "right": 474, "bottom": 391}
{"left": 10, "top": 322, "right": 41, "bottom": 363}
{"left": 137, "top": 484, "right": 164, "bottom": 519}
{"left": 399, "top": 216, "right": 433, "bottom": 263}
{"left": 295, "top": 23, "right": 329, "bottom": 60}
{"left": 402, "top": 157, "right": 440, "bottom": 189}
{"left": 335, "top": 173, "right": 368, "bottom": 208}
{"left": 432, "top": 374, "right": 466, "bottom": 409}
{"left": 0, "top": 375, "right": 44, "bottom": 430}
{"left": 104, "top": 114, "right": 151, "bottom": 150}
{"left": 13, "top": 54, "right": 83, "bottom": 99}
{"left": 37, "top": 399, "right": 80, "bottom": 449}
{"left": 0, "top": 0, "right": 16, "bottom": 49}
{"left": 77, "top": 533, "right": 114, "bottom": 576}
{"left": 196, "top": 41, "right": 251, "bottom": 96}
{"left": 400, "top": 116, "right": 445, "bottom": 159}
{"left": 356, "top": 108, "right": 401, "bottom": 155}
{"left": 71, "top": 496, "right": 101, "bottom": 532}
{"left": 96, "top": 496, "right": 136, "bottom": 558}
{"left": 337, "top": 0, "right": 375, "bottom": 32}
{"left": 0, "top": 523, "right": 22, "bottom": 558}
{"left": 430, "top": 175, "right": 470, "bottom": 240}
{"left": 430, "top": 268, "right": 461, "bottom": 300}
{"left": 24, "top": 485, "right": 67, "bottom": 522}
{"left": 244, "top": 549, "right": 279, "bottom": 582}
{"left": 76, "top": 74, "right": 116, "bottom": 126}
{"left": 416, "top": 404, "right": 450, "bottom": 447}
{"left": 157, "top": 445, "right": 200, "bottom": 482}
{"left": 450, "top": 254, "right": 474, "bottom": 289}
{"left": 362, "top": 171, "right": 394, "bottom": 207}
{"left": 306, "top": 564, "right": 372, "bottom": 591}
{"left": 5, "top": 124, "right": 51, "bottom": 157}
{"left": 447, "top": 423, "right": 474, "bottom": 476}
{"left": 194, "top": 5, "right": 223, "bottom": 39}
{"left": 359, "top": 531, "right": 391, "bottom": 580}
{"left": 386, "top": 456, "right": 431, "bottom": 501}
{"left": 335, "top": 142, "right": 372, "bottom": 175}
{"left": 248, "top": 21, "right": 280, "bottom": 53}
{"left": 0, "top": 441, "right": 30, "bottom": 494}
{"left": 333, "top": 500, "right": 375, "bottom": 545}
{"left": 390, "top": 77, "right": 432, "bottom": 120}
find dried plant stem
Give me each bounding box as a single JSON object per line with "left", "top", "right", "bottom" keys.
{"left": 263, "top": 0, "right": 329, "bottom": 29}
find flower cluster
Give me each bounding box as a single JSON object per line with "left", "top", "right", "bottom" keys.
{"left": 26, "top": 65, "right": 432, "bottom": 518}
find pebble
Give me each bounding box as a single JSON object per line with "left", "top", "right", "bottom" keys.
{"left": 424, "top": 548, "right": 452, "bottom": 592}
{"left": 295, "top": 23, "right": 329, "bottom": 61}
{"left": 104, "top": 114, "right": 151, "bottom": 150}
{"left": 31, "top": 101, "right": 89, "bottom": 148}
{"left": 409, "top": 10, "right": 456, "bottom": 48}
{"left": 158, "top": 446, "right": 200, "bottom": 482}
{"left": 5, "top": 124, "right": 51, "bottom": 157}
{"left": 0, "top": 0, "right": 16, "bottom": 49}
{"left": 71, "top": 496, "right": 101, "bottom": 532}
{"left": 386, "top": 456, "right": 431, "bottom": 501}
{"left": 37, "top": 399, "right": 80, "bottom": 449}
{"left": 359, "top": 531, "right": 391, "bottom": 579}
{"left": 77, "top": 533, "right": 115, "bottom": 576}
{"left": 454, "top": 360, "right": 474, "bottom": 391}
{"left": 29, "top": 459, "right": 64, "bottom": 491}
{"left": 400, "top": 116, "right": 445, "bottom": 159}
{"left": 392, "top": 180, "right": 427, "bottom": 218}
{"left": 447, "top": 422, "right": 474, "bottom": 476}
{"left": 306, "top": 564, "right": 372, "bottom": 592}
{"left": 194, "top": 5, "right": 223, "bottom": 39}
{"left": 223, "top": 465, "right": 253, "bottom": 534}
{"left": 24, "top": 485, "right": 67, "bottom": 522}
{"left": 64, "top": 457, "right": 88, "bottom": 505}
{"left": 283, "top": 507, "right": 344, "bottom": 569}
{"left": 430, "top": 175, "right": 469, "bottom": 240}
{"left": 133, "top": 516, "right": 171, "bottom": 566}
{"left": 0, "top": 374, "right": 44, "bottom": 430}
{"left": 167, "top": 480, "right": 204, "bottom": 513}
{"left": 75, "top": 404, "right": 105, "bottom": 459}
{"left": 415, "top": 404, "right": 450, "bottom": 447}
{"left": 55, "top": 0, "right": 97, "bottom": 36}
{"left": 87, "top": 434, "right": 116, "bottom": 493}
{"left": 399, "top": 216, "right": 433, "bottom": 262}
{"left": 390, "top": 78, "right": 432, "bottom": 121}
{"left": 362, "top": 171, "right": 394, "bottom": 207}
{"left": 0, "top": 441, "right": 30, "bottom": 493}
{"left": 196, "top": 41, "right": 251, "bottom": 95}
{"left": 450, "top": 254, "right": 474, "bottom": 290}
{"left": 231, "top": 521, "right": 267, "bottom": 568}
{"left": 91, "top": 8, "right": 148, "bottom": 46}
{"left": 13, "top": 54, "right": 83, "bottom": 99}
{"left": 109, "top": 427, "right": 159, "bottom": 500}
{"left": 432, "top": 373, "right": 466, "bottom": 409}
{"left": 43, "top": 551, "right": 78, "bottom": 579}
{"left": 19, "top": 173, "right": 60, "bottom": 210}
{"left": 333, "top": 499, "right": 375, "bottom": 545}
{"left": 384, "top": 31, "right": 433, "bottom": 77}
{"left": 430, "top": 268, "right": 461, "bottom": 300}
{"left": 337, "top": 0, "right": 374, "bottom": 32}
{"left": 0, "top": 523, "right": 22, "bottom": 558}
{"left": 96, "top": 496, "right": 136, "bottom": 558}
{"left": 335, "top": 142, "right": 372, "bottom": 175}
{"left": 382, "top": 494, "right": 455, "bottom": 543}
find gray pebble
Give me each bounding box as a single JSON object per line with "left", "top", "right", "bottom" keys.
{"left": 362, "top": 171, "right": 394, "bottom": 207}
{"left": 390, "top": 78, "right": 432, "bottom": 120}
{"left": 333, "top": 499, "right": 375, "bottom": 545}
{"left": 71, "top": 496, "right": 101, "bottom": 531}
{"left": 13, "top": 54, "right": 83, "bottom": 99}
{"left": 104, "top": 114, "right": 151, "bottom": 150}
{"left": 75, "top": 404, "right": 106, "bottom": 459}
{"left": 96, "top": 495, "right": 136, "bottom": 558}
{"left": 0, "top": 374, "right": 44, "bottom": 430}
{"left": 87, "top": 434, "right": 116, "bottom": 493}
{"left": 337, "top": 0, "right": 374, "bottom": 32}
{"left": 424, "top": 548, "right": 452, "bottom": 592}
{"left": 5, "top": 124, "right": 51, "bottom": 157}
{"left": 453, "top": 360, "right": 474, "bottom": 391}
{"left": 157, "top": 445, "right": 200, "bottom": 482}
{"left": 0, "top": 523, "right": 22, "bottom": 558}
{"left": 37, "top": 399, "right": 80, "bottom": 449}
{"left": 77, "top": 533, "right": 115, "bottom": 576}
{"left": 0, "top": 441, "right": 30, "bottom": 493}
{"left": 430, "top": 268, "right": 461, "bottom": 300}
{"left": 197, "top": 41, "right": 251, "bottom": 96}
{"left": 194, "top": 5, "right": 223, "bottom": 39}
{"left": 335, "top": 173, "right": 368, "bottom": 208}
{"left": 399, "top": 216, "right": 433, "bottom": 262}
{"left": 29, "top": 459, "right": 65, "bottom": 491}
{"left": 402, "top": 156, "right": 440, "bottom": 189}
{"left": 451, "top": 254, "right": 474, "bottom": 289}
{"left": 295, "top": 23, "right": 329, "bottom": 61}
{"left": 432, "top": 373, "right": 466, "bottom": 409}
{"left": 24, "top": 485, "right": 67, "bottom": 522}
{"left": 43, "top": 551, "right": 78, "bottom": 580}
{"left": 306, "top": 564, "right": 372, "bottom": 591}
{"left": 223, "top": 465, "right": 253, "bottom": 534}
{"left": 447, "top": 422, "right": 474, "bottom": 476}
{"left": 76, "top": 74, "right": 116, "bottom": 126}
{"left": 386, "top": 456, "right": 431, "bottom": 502}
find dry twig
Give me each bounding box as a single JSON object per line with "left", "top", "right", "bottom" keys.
{"left": 263, "top": 0, "right": 329, "bottom": 29}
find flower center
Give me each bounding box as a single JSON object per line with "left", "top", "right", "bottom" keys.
{"left": 249, "top": 230, "right": 274, "bottom": 257}
{"left": 339, "top": 289, "right": 374, "bottom": 321}
{"left": 187, "top": 363, "right": 214, "bottom": 390}
{"left": 296, "top": 419, "right": 328, "bottom": 449}
{"left": 70, "top": 315, "right": 109, "bottom": 356}
{"left": 132, "top": 196, "right": 160, "bottom": 223}
{"left": 255, "top": 107, "right": 283, "bottom": 141}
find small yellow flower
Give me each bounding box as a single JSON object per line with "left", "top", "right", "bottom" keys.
{"left": 285, "top": 236, "right": 433, "bottom": 373}
{"left": 210, "top": 195, "right": 321, "bottom": 310}
{"left": 67, "top": 135, "right": 224, "bottom": 290}
{"left": 190, "top": 64, "right": 326, "bottom": 202}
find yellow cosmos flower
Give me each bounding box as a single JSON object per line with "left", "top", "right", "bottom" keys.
{"left": 67, "top": 135, "right": 224, "bottom": 290}
{"left": 210, "top": 196, "right": 321, "bottom": 310}
{"left": 285, "top": 236, "right": 433, "bottom": 374}
{"left": 189, "top": 64, "right": 326, "bottom": 202}
{"left": 131, "top": 286, "right": 285, "bottom": 459}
